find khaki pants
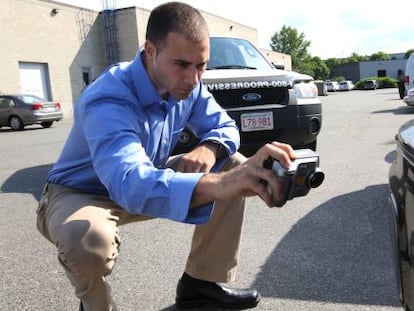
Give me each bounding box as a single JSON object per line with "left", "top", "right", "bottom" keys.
{"left": 36, "top": 153, "right": 247, "bottom": 311}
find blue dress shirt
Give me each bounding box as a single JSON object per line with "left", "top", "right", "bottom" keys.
{"left": 47, "top": 52, "right": 240, "bottom": 224}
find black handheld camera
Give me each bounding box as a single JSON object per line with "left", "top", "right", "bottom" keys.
{"left": 265, "top": 149, "right": 325, "bottom": 207}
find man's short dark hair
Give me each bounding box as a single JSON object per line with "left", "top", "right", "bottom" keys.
{"left": 146, "top": 2, "right": 209, "bottom": 50}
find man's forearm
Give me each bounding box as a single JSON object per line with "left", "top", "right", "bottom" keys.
{"left": 190, "top": 173, "right": 221, "bottom": 209}
{"left": 200, "top": 140, "right": 226, "bottom": 159}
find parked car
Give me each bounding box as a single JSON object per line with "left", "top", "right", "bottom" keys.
{"left": 388, "top": 119, "right": 414, "bottom": 310}
{"left": 404, "top": 53, "right": 414, "bottom": 94}
{"left": 338, "top": 80, "right": 354, "bottom": 91}
{"left": 363, "top": 79, "right": 378, "bottom": 90}
{"left": 0, "top": 94, "right": 63, "bottom": 130}
{"left": 315, "top": 80, "right": 328, "bottom": 96}
{"left": 172, "top": 36, "right": 322, "bottom": 156}
{"left": 403, "top": 88, "right": 414, "bottom": 106}
{"left": 326, "top": 81, "right": 339, "bottom": 92}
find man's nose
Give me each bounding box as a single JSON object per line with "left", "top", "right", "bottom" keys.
{"left": 185, "top": 66, "right": 200, "bottom": 85}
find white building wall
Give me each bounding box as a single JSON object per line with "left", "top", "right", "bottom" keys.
{"left": 1, "top": 0, "right": 291, "bottom": 115}
{"left": 1, "top": 0, "right": 106, "bottom": 116}
{"left": 113, "top": 8, "right": 140, "bottom": 61}
{"left": 359, "top": 59, "right": 407, "bottom": 80}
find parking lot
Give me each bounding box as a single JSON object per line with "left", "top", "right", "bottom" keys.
{"left": 0, "top": 88, "right": 412, "bottom": 310}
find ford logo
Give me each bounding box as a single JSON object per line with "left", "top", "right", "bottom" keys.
{"left": 242, "top": 93, "right": 261, "bottom": 102}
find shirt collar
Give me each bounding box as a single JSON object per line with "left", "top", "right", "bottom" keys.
{"left": 130, "top": 50, "right": 162, "bottom": 108}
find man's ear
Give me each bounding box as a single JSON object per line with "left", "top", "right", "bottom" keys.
{"left": 144, "top": 40, "right": 156, "bottom": 60}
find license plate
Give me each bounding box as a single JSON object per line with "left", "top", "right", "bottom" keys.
{"left": 43, "top": 107, "right": 55, "bottom": 112}
{"left": 240, "top": 111, "right": 274, "bottom": 132}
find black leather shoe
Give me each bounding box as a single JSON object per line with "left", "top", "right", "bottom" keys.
{"left": 79, "top": 301, "right": 118, "bottom": 311}
{"left": 175, "top": 273, "right": 260, "bottom": 310}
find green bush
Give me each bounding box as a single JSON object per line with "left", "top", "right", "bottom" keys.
{"left": 333, "top": 76, "right": 345, "bottom": 82}
{"left": 379, "top": 77, "right": 398, "bottom": 88}
{"left": 355, "top": 77, "right": 398, "bottom": 89}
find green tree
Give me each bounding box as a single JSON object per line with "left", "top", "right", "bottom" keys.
{"left": 404, "top": 49, "right": 414, "bottom": 58}
{"left": 369, "top": 52, "right": 390, "bottom": 61}
{"left": 270, "top": 25, "right": 311, "bottom": 72}
{"left": 324, "top": 58, "right": 340, "bottom": 79}
{"left": 340, "top": 52, "right": 368, "bottom": 65}
{"left": 308, "top": 56, "right": 330, "bottom": 80}
{"left": 268, "top": 25, "right": 409, "bottom": 80}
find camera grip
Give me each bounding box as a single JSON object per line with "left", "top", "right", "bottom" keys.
{"left": 272, "top": 174, "right": 293, "bottom": 207}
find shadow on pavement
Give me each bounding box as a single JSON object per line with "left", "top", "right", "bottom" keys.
{"left": 1, "top": 163, "right": 52, "bottom": 201}
{"left": 1, "top": 164, "right": 402, "bottom": 309}
{"left": 372, "top": 105, "right": 414, "bottom": 115}
{"left": 252, "top": 184, "right": 401, "bottom": 307}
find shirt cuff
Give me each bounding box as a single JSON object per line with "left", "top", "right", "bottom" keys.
{"left": 169, "top": 172, "right": 214, "bottom": 224}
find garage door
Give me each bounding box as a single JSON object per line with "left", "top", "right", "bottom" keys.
{"left": 18, "top": 62, "right": 50, "bottom": 100}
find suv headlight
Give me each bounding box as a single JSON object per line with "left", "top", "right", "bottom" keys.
{"left": 293, "top": 81, "right": 318, "bottom": 98}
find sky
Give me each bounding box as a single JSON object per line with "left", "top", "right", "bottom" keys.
{"left": 56, "top": 0, "right": 413, "bottom": 59}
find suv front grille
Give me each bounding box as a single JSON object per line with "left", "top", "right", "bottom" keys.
{"left": 210, "top": 87, "right": 289, "bottom": 108}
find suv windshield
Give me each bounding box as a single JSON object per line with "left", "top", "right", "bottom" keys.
{"left": 208, "top": 37, "right": 273, "bottom": 70}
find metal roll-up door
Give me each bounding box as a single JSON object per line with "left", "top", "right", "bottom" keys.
{"left": 18, "top": 62, "right": 51, "bottom": 100}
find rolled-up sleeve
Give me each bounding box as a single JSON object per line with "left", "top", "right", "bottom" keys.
{"left": 83, "top": 101, "right": 213, "bottom": 224}
{"left": 169, "top": 172, "right": 214, "bottom": 223}
{"left": 187, "top": 84, "right": 240, "bottom": 155}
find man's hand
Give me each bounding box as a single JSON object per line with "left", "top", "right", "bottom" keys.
{"left": 175, "top": 142, "right": 220, "bottom": 173}
{"left": 191, "top": 142, "right": 296, "bottom": 208}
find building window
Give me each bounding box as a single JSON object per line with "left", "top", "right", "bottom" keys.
{"left": 82, "top": 67, "right": 92, "bottom": 88}
{"left": 377, "top": 70, "right": 386, "bottom": 77}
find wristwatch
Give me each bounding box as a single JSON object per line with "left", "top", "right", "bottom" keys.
{"left": 202, "top": 140, "right": 226, "bottom": 158}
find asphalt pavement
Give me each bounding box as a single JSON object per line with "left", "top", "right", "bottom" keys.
{"left": 0, "top": 88, "right": 411, "bottom": 310}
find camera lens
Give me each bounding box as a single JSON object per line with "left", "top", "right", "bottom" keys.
{"left": 308, "top": 170, "right": 324, "bottom": 188}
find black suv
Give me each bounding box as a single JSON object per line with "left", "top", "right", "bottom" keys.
{"left": 388, "top": 119, "right": 414, "bottom": 310}
{"left": 173, "top": 37, "right": 322, "bottom": 156}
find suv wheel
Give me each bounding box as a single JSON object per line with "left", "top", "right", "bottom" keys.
{"left": 9, "top": 116, "right": 24, "bottom": 131}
